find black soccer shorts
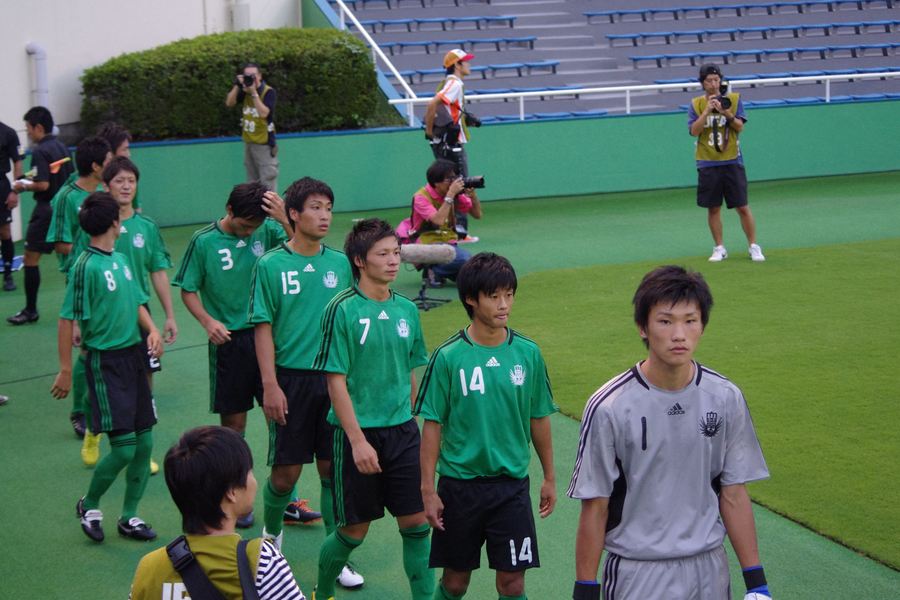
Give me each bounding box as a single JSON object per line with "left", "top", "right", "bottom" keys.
{"left": 85, "top": 345, "right": 157, "bottom": 434}
{"left": 267, "top": 368, "right": 334, "bottom": 466}
{"left": 208, "top": 327, "right": 262, "bottom": 415}
{"left": 696, "top": 163, "right": 748, "bottom": 209}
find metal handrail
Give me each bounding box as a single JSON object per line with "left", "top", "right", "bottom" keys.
{"left": 333, "top": 0, "right": 419, "bottom": 125}
{"left": 386, "top": 70, "right": 900, "bottom": 121}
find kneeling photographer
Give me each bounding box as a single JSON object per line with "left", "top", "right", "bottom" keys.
{"left": 398, "top": 159, "right": 482, "bottom": 287}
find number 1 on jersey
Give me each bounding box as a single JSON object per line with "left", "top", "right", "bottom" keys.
{"left": 458, "top": 367, "right": 485, "bottom": 397}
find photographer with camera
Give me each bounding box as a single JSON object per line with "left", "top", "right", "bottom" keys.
{"left": 225, "top": 62, "right": 279, "bottom": 193}
{"left": 425, "top": 49, "right": 481, "bottom": 242}
{"left": 689, "top": 64, "right": 764, "bottom": 263}
{"left": 400, "top": 159, "right": 482, "bottom": 287}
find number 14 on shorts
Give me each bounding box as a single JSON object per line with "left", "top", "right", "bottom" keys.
{"left": 510, "top": 536, "right": 533, "bottom": 567}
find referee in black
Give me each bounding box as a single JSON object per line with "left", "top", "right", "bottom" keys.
{"left": 0, "top": 120, "right": 24, "bottom": 292}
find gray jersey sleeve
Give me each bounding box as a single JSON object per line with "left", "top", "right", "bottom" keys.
{"left": 568, "top": 399, "right": 618, "bottom": 499}
{"left": 720, "top": 388, "right": 769, "bottom": 486}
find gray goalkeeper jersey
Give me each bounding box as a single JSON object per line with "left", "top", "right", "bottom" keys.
{"left": 567, "top": 362, "right": 769, "bottom": 560}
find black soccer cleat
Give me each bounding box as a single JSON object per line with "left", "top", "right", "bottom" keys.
{"left": 3, "top": 276, "right": 15, "bottom": 292}
{"left": 70, "top": 413, "right": 86, "bottom": 439}
{"left": 117, "top": 517, "right": 157, "bottom": 541}
{"left": 7, "top": 308, "right": 38, "bottom": 325}
{"left": 76, "top": 497, "right": 104, "bottom": 542}
{"left": 236, "top": 510, "right": 255, "bottom": 529}
{"left": 283, "top": 499, "right": 322, "bottom": 525}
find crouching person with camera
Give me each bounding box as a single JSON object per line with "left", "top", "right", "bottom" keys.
{"left": 399, "top": 159, "right": 482, "bottom": 288}
{"left": 226, "top": 63, "right": 279, "bottom": 193}
{"left": 689, "top": 64, "right": 764, "bottom": 263}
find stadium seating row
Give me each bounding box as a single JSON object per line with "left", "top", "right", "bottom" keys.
{"left": 606, "top": 20, "right": 899, "bottom": 46}
{"left": 386, "top": 59, "right": 559, "bottom": 83}
{"left": 380, "top": 36, "right": 536, "bottom": 55}
{"left": 359, "top": 14, "right": 515, "bottom": 33}
{"left": 630, "top": 42, "right": 899, "bottom": 67}
{"left": 655, "top": 65, "right": 900, "bottom": 86}
{"left": 585, "top": 0, "right": 894, "bottom": 24}
{"left": 677, "top": 92, "right": 900, "bottom": 109}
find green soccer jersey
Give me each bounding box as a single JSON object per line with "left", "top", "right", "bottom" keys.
{"left": 315, "top": 287, "right": 428, "bottom": 428}
{"left": 60, "top": 247, "right": 148, "bottom": 351}
{"left": 248, "top": 243, "right": 352, "bottom": 369}
{"left": 173, "top": 218, "right": 287, "bottom": 331}
{"left": 47, "top": 180, "right": 92, "bottom": 272}
{"left": 415, "top": 328, "right": 557, "bottom": 479}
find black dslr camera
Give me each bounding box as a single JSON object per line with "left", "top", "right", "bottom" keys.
{"left": 713, "top": 82, "right": 732, "bottom": 112}
{"left": 463, "top": 175, "right": 485, "bottom": 189}
{"left": 238, "top": 74, "right": 255, "bottom": 87}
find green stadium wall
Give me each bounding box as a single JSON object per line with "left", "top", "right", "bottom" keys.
{"left": 16, "top": 101, "right": 900, "bottom": 228}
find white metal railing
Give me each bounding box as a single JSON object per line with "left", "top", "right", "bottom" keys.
{"left": 386, "top": 71, "right": 900, "bottom": 122}
{"left": 332, "top": 0, "right": 420, "bottom": 125}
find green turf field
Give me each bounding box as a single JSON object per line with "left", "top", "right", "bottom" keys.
{"left": 1, "top": 172, "right": 897, "bottom": 598}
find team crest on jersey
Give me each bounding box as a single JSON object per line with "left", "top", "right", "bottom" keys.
{"left": 699, "top": 411, "right": 723, "bottom": 437}
{"left": 124, "top": 265, "right": 133, "bottom": 281}
{"left": 396, "top": 319, "right": 410, "bottom": 338}
{"left": 486, "top": 357, "right": 500, "bottom": 367}
{"left": 133, "top": 233, "right": 145, "bottom": 248}
{"left": 251, "top": 241, "right": 264, "bottom": 257}
{"left": 323, "top": 271, "right": 338, "bottom": 288}
{"left": 509, "top": 365, "right": 526, "bottom": 386}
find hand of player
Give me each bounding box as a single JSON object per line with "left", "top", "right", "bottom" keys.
{"left": 263, "top": 385, "right": 289, "bottom": 426}
{"left": 50, "top": 370, "right": 72, "bottom": 399}
{"left": 5, "top": 191, "right": 18, "bottom": 209}
{"left": 262, "top": 191, "right": 288, "bottom": 227}
{"left": 422, "top": 489, "right": 444, "bottom": 530}
{"left": 351, "top": 439, "right": 381, "bottom": 474}
{"left": 146, "top": 329, "right": 164, "bottom": 359}
{"left": 539, "top": 478, "right": 557, "bottom": 518}
{"left": 71, "top": 322, "right": 82, "bottom": 348}
{"left": 163, "top": 317, "right": 178, "bottom": 345}
{"left": 205, "top": 319, "right": 232, "bottom": 345}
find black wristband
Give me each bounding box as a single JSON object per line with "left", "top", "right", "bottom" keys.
{"left": 742, "top": 566, "right": 767, "bottom": 591}
{"left": 573, "top": 581, "right": 601, "bottom": 600}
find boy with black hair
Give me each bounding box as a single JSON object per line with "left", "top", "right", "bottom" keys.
{"left": 95, "top": 122, "right": 142, "bottom": 210}
{"left": 249, "top": 177, "right": 364, "bottom": 589}
{"left": 569, "top": 265, "right": 771, "bottom": 600}
{"left": 416, "top": 252, "right": 557, "bottom": 600}
{"left": 129, "top": 426, "right": 306, "bottom": 600}
{"left": 175, "top": 182, "right": 290, "bottom": 529}
{"left": 8, "top": 106, "right": 74, "bottom": 325}
{"left": 74, "top": 157, "right": 178, "bottom": 467}
{"left": 50, "top": 192, "right": 163, "bottom": 543}
{"left": 314, "top": 218, "right": 433, "bottom": 600}
{"left": 0, "top": 119, "right": 24, "bottom": 291}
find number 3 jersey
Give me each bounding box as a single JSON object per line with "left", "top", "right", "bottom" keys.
{"left": 415, "top": 328, "right": 558, "bottom": 480}
{"left": 567, "top": 362, "right": 769, "bottom": 560}
{"left": 61, "top": 247, "right": 149, "bottom": 351}
{"left": 248, "top": 243, "right": 352, "bottom": 369}
{"left": 173, "top": 219, "right": 287, "bottom": 331}
{"left": 314, "top": 287, "right": 428, "bottom": 429}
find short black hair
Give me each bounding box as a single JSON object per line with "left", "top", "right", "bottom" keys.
{"left": 78, "top": 192, "right": 119, "bottom": 236}
{"left": 633, "top": 266, "right": 713, "bottom": 347}
{"left": 457, "top": 252, "right": 518, "bottom": 318}
{"left": 95, "top": 122, "right": 132, "bottom": 154}
{"left": 102, "top": 156, "right": 141, "bottom": 184}
{"left": 345, "top": 218, "right": 397, "bottom": 280}
{"left": 243, "top": 62, "right": 261, "bottom": 73}
{"left": 23, "top": 106, "right": 53, "bottom": 133}
{"left": 74, "top": 136, "right": 111, "bottom": 177}
{"left": 164, "top": 426, "right": 254, "bottom": 535}
{"left": 283, "top": 177, "right": 334, "bottom": 226}
{"left": 226, "top": 181, "right": 268, "bottom": 221}
{"left": 699, "top": 63, "right": 723, "bottom": 83}
{"left": 426, "top": 159, "right": 458, "bottom": 187}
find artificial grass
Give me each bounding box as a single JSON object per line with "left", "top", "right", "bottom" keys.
{"left": 419, "top": 238, "right": 900, "bottom": 569}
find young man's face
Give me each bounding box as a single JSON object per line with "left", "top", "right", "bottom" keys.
{"left": 640, "top": 300, "right": 704, "bottom": 369}
{"left": 92, "top": 152, "right": 113, "bottom": 179}
{"left": 433, "top": 171, "right": 459, "bottom": 197}
{"left": 107, "top": 170, "right": 137, "bottom": 207}
{"left": 456, "top": 61, "right": 471, "bottom": 77}
{"left": 357, "top": 236, "right": 401, "bottom": 285}
{"left": 243, "top": 67, "right": 261, "bottom": 88}
{"left": 467, "top": 287, "right": 515, "bottom": 330}
{"left": 292, "top": 193, "right": 333, "bottom": 241}
{"left": 230, "top": 217, "right": 263, "bottom": 238}
{"left": 702, "top": 73, "right": 721, "bottom": 96}
{"left": 115, "top": 140, "right": 131, "bottom": 158}
{"left": 25, "top": 122, "right": 43, "bottom": 143}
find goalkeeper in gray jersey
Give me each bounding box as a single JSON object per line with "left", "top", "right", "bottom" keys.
{"left": 568, "top": 265, "right": 771, "bottom": 600}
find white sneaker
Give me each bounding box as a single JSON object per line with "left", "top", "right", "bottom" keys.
{"left": 749, "top": 244, "right": 766, "bottom": 262}
{"left": 708, "top": 245, "right": 728, "bottom": 262}
{"left": 337, "top": 563, "right": 364, "bottom": 589}
{"left": 262, "top": 527, "right": 283, "bottom": 551}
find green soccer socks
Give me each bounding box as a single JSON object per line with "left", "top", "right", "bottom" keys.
{"left": 121, "top": 429, "right": 153, "bottom": 520}
{"left": 401, "top": 523, "right": 434, "bottom": 600}
{"left": 317, "top": 530, "right": 363, "bottom": 598}
{"left": 264, "top": 478, "right": 293, "bottom": 537}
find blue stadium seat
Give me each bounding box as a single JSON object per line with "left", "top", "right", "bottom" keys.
{"left": 739, "top": 26, "right": 772, "bottom": 40}
{"left": 642, "top": 31, "right": 676, "bottom": 44}
{"left": 784, "top": 96, "right": 822, "bottom": 104}
{"left": 707, "top": 28, "right": 739, "bottom": 41}
{"left": 525, "top": 60, "right": 560, "bottom": 74}
{"left": 674, "top": 30, "right": 706, "bottom": 43}
{"left": 533, "top": 112, "right": 574, "bottom": 119}
{"left": 571, "top": 109, "right": 609, "bottom": 117}
{"left": 607, "top": 34, "right": 641, "bottom": 47}
{"left": 471, "top": 38, "right": 505, "bottom": 51}
{"left": 505, "top": 36, "right": 537, "bottom": 50}
{"left": 487, "top": 63, "right": 526, "bottom": 77}
{"left": 851, "top": 93, "right": 888, "bottom": 99}
{"left": 746, "top": 98, "right": 787, "bottom": 106}
{"left": 797, "top": 46, "right": 830, "bottom": 59}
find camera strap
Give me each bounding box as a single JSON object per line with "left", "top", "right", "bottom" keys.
{"left": 711, "top": 116, "right": 730, "bottom": 153}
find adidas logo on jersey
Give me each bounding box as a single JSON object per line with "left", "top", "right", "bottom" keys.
{"left": 236, "top": 240, "right": 247, "bottom": 248}
{"left": 667, "top": 403, "right": 685, "bottom": 416}
{"left": 378, "top": 310, "right": 389, "bottom": 320}
{"left": 120, "top": 225, "right": 128, "bottom": 234}
{"left": 486, "top": 357, "right": 501, "bottom": 367}
{"left": 303, "top": 263, "right": 316, "bottom": 273}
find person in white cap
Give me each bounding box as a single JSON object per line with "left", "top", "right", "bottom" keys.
{"left": 425, "top": 49, "right": 479, "bottom": 243}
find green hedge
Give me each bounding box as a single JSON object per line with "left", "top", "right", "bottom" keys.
{"left": 81, "top": 28, "right": 380, "bottom": 140}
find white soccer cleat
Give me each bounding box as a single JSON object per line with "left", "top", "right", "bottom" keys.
{"left": 337, "top": 563, "right": 364, "bottom": 589}
{"left": 708, "top": 245, "right": 728, "bottom": 262}
{"left": 262, "top": 527, "right": 283, "bottom": 551}
{"left": 749, "top": 243, "right": 766, "bottom": 262}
